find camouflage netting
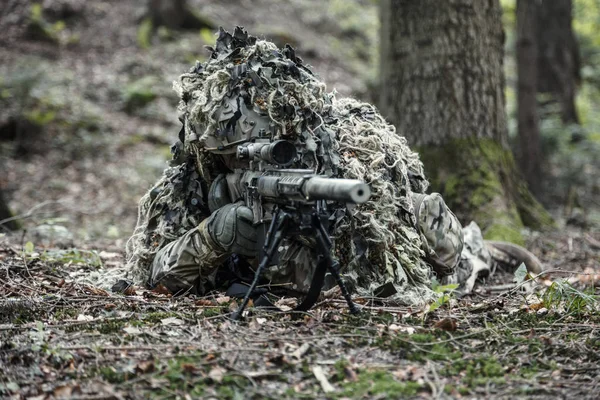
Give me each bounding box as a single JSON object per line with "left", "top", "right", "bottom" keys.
{"left": 126, "top": 27, "right": 438, "bottom": 305}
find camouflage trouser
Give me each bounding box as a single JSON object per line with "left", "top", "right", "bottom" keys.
{"left": 149, "top": 220, "right": 228, "bottom": 294}
{"left": 149, "top": 194, "right": 487, "bottom": 296}
{"left": 149, "top": 220, "right": 320, "bottom": 295}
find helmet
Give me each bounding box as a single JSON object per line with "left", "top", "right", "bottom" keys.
{"left": 177, "top": 27, "right": 327, "bottom": 165}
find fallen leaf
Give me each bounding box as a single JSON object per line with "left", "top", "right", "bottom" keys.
{"left": 275, "top": 297, "right": 297, "bottom": 311}
{"left": 388, "top": 324, "right": 416, "bottom": 334}
{"left": 76, "top": 314, "right": 94, "bottom": 322}
{"left": 123, "top": 326, "right": 142, "bottom": 335}
{"left": 86, "top": 286, "right": 110, "bottom": 296}
{"left": 228, "top": 300, "right": 239, "bottom": 313}
{"left": 215, "top": 296, "right": 231, "bottom": 304}
{"left": 135, "top": 360, "right": 155, "bottom": 374}
{"left": 5, "top": 382, "right": 19, "bottom": 392}
{"left": 529, "top": 302, "right": 545, "bottom": 311}
{"left": 513, "top": 263, "right": 530, "bottom": 284}
{"left": 551, "top": 369, "right": 561, "bottom": 378}
{"left": 152, "top": 284, "right": 172, "bottom": 296}
{"left": 149, "top": 377, "right": 168, "bottom": 388}
{"left": 208, "top": 366, "right": 226, "bottom": 383}
{"left": 434, "top": 318, "right": 457, "bottom": 331}
{"left": 540, "top": 336, "right": 552, "bottom": 346}
{"left": 195, "top": 299, "right": 215, "bottom": 306}
{"left": 248, "top": 317, "right": 260, "bottom": 330}
{"left": 568, "top": 267, "right": 600, "bottom": 287}
{"left": 182, "top": 363, "right": 199, "bottom": 374}
{"left": 124, "top": 286, "right": 137, "bottom": 296}
{"left": 394, "top": 365, "right": 425, "bottom": 381}
{"left": 161, "top": 317, "right": 185, "bottom": 326}
{"left": 53, "top": 384, "right": 81, "bottom": 398}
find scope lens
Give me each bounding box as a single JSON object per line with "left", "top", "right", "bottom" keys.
{"left": 270, "top": 140, "right": 297, "bottom": 166}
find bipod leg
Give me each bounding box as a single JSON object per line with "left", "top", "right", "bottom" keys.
{"left": 312, "top": 215, "right": 360, "bottom": 315}
{"left": 231, "top": 209, "right": 290, "bottom": 321}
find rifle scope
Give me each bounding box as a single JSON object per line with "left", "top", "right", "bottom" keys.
{"left": 237, "top": 140, "right": 296, "bottom": 166}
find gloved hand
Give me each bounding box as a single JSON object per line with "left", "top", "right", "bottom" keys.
{"left": 205, "top": 202, "right": 258, "bottom": 258}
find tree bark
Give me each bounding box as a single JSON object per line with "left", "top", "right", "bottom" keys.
{"left": 379, "top": 0, "right": 552, "bottom": 243}
{"left": 0, "top": 189, "right": 19, "bottom": 231}
{"left": 517, "top": 0, "right": 543, "bottom": 196}
{"left": 536, "top": 0, "right": 580, "bottom": 124}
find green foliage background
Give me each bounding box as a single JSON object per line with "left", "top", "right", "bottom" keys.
{"left": 501, "top": 0, "right": 600, "bottom": 225}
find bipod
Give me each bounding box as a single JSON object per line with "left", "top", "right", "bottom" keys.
{"left": 230, "top": 207, "right": 360, "bottom": 321}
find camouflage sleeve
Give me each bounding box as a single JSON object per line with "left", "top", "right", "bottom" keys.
{"left": 412, "top": 193, "right": 464, "bottom": 277}
{"left": 149, "top": 220, "right": 228, "bottom": 294}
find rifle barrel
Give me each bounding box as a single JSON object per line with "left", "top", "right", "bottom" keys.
{"left": 304, "top": 177, "right": 371, "bottom": 204}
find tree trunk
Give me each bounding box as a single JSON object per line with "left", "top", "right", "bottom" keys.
{"left": 536, "top": 0, "right": 580, "bottom": 124}
{"left": 0, "top": 189, "right": 19, "bottom": 231}
{"left": 147, "top": 0, "right": 213, "bottom": 31}
{"left": 379, "top": 0, "right": 552, "bottom": 243}
{"left": 517, "top": 0, "right": 543, "bottom": 196}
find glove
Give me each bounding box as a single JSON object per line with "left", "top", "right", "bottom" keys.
{"left": 205, "top": 202, "right": 258, "bottom": 258}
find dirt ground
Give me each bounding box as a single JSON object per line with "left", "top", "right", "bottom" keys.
{"left": 1, "top": 1, "right": 599, "bottom": 399}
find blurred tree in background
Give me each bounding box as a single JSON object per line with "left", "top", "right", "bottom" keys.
{"left": 146, "top": 0, "right": 213, "bottom": 31}
{"left": 536, "top": 0, "right": 580, "bottom": 124}
{"left": 506, "top": 0, "right": 599, "bottom": 225}
{"left": 379, "top": 0, "right": 552, "bottom": 244}
{"left": 516, "top": 0, "right": 543, "bottom": 196}
{"left": 516, "top": 0, "right": 581, "bottom": 197}
{"left": 0, "top": 190, "right": 19, "bottom": 231}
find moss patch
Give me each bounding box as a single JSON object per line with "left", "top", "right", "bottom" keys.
{"left": 418, "top": 138, "right": 553, "bottom": 243}
{"left": 121, "top": 76, "right": 158, "bottom": 113}
{"left": 336, "top": 369, "right": 424, "bottom": 398}
{"left": 137, "top": 18, "right": 153, "bottom": 49}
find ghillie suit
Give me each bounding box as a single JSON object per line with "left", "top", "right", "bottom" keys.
{"left": 126, "top": 27, "right": 462, "bottom": 305}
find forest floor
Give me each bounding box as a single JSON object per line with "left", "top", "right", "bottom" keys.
{"left": 1, "top": 232, "right": 599, "bottom": 399}
{"left": 1, "top": 1, "right": 600, "bottom": 399}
